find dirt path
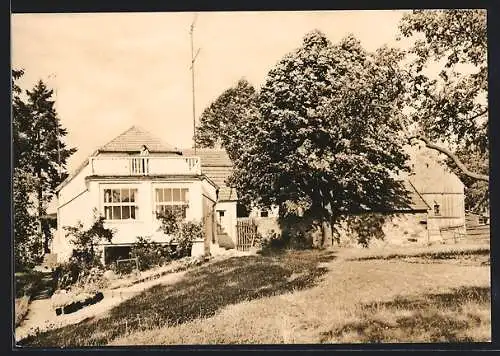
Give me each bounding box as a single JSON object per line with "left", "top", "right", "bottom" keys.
{"left": 15, "top": 270, "right": 187, "bottom": 342}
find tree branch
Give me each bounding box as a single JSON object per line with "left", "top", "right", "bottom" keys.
{"left": 471, "top": 190, "right": 489, "bottom": 213}
{"left": 412, "top": 136, "right": 489, "bottom": 182}
{"left": 467, "top": 108, "right": 488, "bottom": 122}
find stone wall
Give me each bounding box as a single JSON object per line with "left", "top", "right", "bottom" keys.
{"left": 251, "top": 212, "right": 431, "bottom": 248}
{"left": 381, "top": 212, "right": 429, "bottom": 245}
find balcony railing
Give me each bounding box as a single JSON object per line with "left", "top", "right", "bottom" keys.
{"left": 89, "top": 156, "right": 201, "bottom": 176}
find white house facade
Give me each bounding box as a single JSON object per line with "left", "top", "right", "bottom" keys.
{"left": 52, "top": 126, "right": 238, "bottom": 263}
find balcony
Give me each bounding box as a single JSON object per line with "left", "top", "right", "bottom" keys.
{"left": 89, "top": 156, "right": 201, "bottom": 176}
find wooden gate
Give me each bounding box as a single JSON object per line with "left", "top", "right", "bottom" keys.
{"left": 236, "top": 219, "right": 258, "bottom": 251}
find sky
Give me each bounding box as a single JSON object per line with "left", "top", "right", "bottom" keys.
{"left": 12, "top": 10, "right": 410, "bottom": 172}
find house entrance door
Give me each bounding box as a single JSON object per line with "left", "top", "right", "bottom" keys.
{"left": 216, "top": 210, "right": 228, "bottom": 234}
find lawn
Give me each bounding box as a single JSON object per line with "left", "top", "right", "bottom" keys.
{"left": 17, "top": 245, "right": 490, "bottom": 346}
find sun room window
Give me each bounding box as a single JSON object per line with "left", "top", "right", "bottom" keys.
{"left": 103, "top": 188, "right": 138, "bottom": 220}
{"left": 155, "top": 188, "right": 189, "bottom": 219}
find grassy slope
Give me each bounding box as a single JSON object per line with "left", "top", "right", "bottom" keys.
{"left": 19, "top": 246, "right": 491, "bottom": 346}
{"left": 112, "top": 254, "right": 490, "bottom": 344}
{"left": 19, "top": 250, "right": 333, "bottom": 347}
{"left": 15, "top": 271, "right": 48, "bottom": 328}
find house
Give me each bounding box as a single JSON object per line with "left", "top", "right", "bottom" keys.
{"left": 182, "top": 148, "right": 239, "bottom": 250}
{"left": 51, "top": 126, "right": 238, "bottom": 264}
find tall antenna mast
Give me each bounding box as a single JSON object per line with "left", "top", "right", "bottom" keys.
{"left": 190, "top": 13, "right": 201, "bottom": 154}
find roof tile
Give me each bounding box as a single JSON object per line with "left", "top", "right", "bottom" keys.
{"left": 99, "top": 126, "right": 181, "bottom": 153}
{"left": 182, "top": 149, "right": 238, "bottom": 201}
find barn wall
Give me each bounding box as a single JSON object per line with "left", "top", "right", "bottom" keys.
{"left": 421, "top": 192, "right": 466, "bottom": 233}
{"left": 381, "top": 212, "right": 429, "bottom": 245}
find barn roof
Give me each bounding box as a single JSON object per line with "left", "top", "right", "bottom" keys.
{"left": 98, "top": 126, "right": 181, "bottom": 154}
{"left": 402, "top": 180, "right": 431, "bottom": 211}
{"left": 408, "top": 149, "right": 465, "bottom": 194}
{"left": 182, "top": 149, "right": 238, "bottom": 201}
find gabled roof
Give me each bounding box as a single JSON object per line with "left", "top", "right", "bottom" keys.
{"left": 98, "top": 126, "right": 181, "bottom": 154}
{"left": 407, "top": 149, "right": 465, "bottom": 194}
{"left": 403, "top": 180, "right": 431, "bottom": 211}
{"left": 182, "top": 149, "right": 238, "bottom": 201}
{"left": 56, "top": 126, "right": 181, "bottom": 193}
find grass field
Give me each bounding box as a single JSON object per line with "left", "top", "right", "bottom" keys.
{"left": 18, "top": 245, "right": 490, "bottom": 346}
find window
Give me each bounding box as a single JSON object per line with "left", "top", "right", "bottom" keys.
{"left": 103, "top": 188, "right": 138, "bottom": 220}
{"left": 155, "top": 188, "right": 189, "bottom": 218}
{"left": 260, "top": 210, "right": 269, "bottom": 218}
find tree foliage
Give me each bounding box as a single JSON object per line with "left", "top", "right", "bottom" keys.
{"left": 14, "top": 79, "right": 76, "bottom": 194}
{"left": 228, "top": 30, "right": 411, "bottom": 247}
{"left": 64, "top": 212, "right": 114, "bottom": 266}
{"left": 399, "top": 9, "right": 489, "bottom": 210}
{"left": 12, "top": 70, "right": 77, "bottom": 259}
{"left": 13, "top": 168, "right": 43, "bottom": 270}
{"left": 195, "top": 78, "right": 260, "bottom": 162}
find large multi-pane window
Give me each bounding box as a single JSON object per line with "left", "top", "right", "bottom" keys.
{"left": 155, "top": 188, "right": 189, "bottom": 218}
{"left": 103, "top": 188, "right": 138, "bottom": 220}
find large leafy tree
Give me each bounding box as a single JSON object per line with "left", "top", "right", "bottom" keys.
{"left": 195, "top": 78, "right": 259, "bottom": 162}
{"left": 399, "top": 9, "right": 488, "bottom": 212}
{"left": 229, "top": 31, "right": 411, "bottom": 247}
{"left": 13, "top": 70, "right": 76, "bottom": 258}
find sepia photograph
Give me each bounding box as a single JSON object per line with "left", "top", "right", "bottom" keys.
{"left": 11, "top": 9, "right": 490, "bottom": 347}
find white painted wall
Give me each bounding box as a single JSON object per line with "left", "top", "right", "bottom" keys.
{"left": 215, "top": 201, "right": 238, "bottom": 244}
{"left": 54, "top": 162, "right": 94, "bottom": 261}
{"left": 55, "top": 170, "right": 216, "bottom": 262}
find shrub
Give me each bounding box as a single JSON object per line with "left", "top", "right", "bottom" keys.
{"left": 130, "top": 237, "right": 173, "bottom": 271}
{"left": 15, "top": 270, "right": 45, "bottom": 298}
{"left": 64, "top": 211, "right": 114, "bottom": 267}
{"left": 57, "top": 212, "right": 114, "bottom": 288}
{"left": 176, "top": 221, "right": 204, "bottom": 257}
{"left": 156, "top": 210, "right": 205, "bottom": 259}
{"left": 260, "top": 229, "right": 283, "bottom": 250}
{"left": 157, "top": 210, "right": 181, "bottom": 235}
{"left": 53, "top": 258, "right": 84, "bottom": 290}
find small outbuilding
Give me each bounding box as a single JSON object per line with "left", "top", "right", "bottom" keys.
{"left": 408, "top": 148, "right": 466, "bottom": 240}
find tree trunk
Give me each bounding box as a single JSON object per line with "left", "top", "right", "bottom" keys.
{"left": 36, "top": 129, "right": 48, "bottom": 254}
{"left": 321, "top": 220, "right": 332, "bottom": 249}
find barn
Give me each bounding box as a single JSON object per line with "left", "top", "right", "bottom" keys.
{"left": 407, "top": 148, "right": 466, "bottom": 240}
